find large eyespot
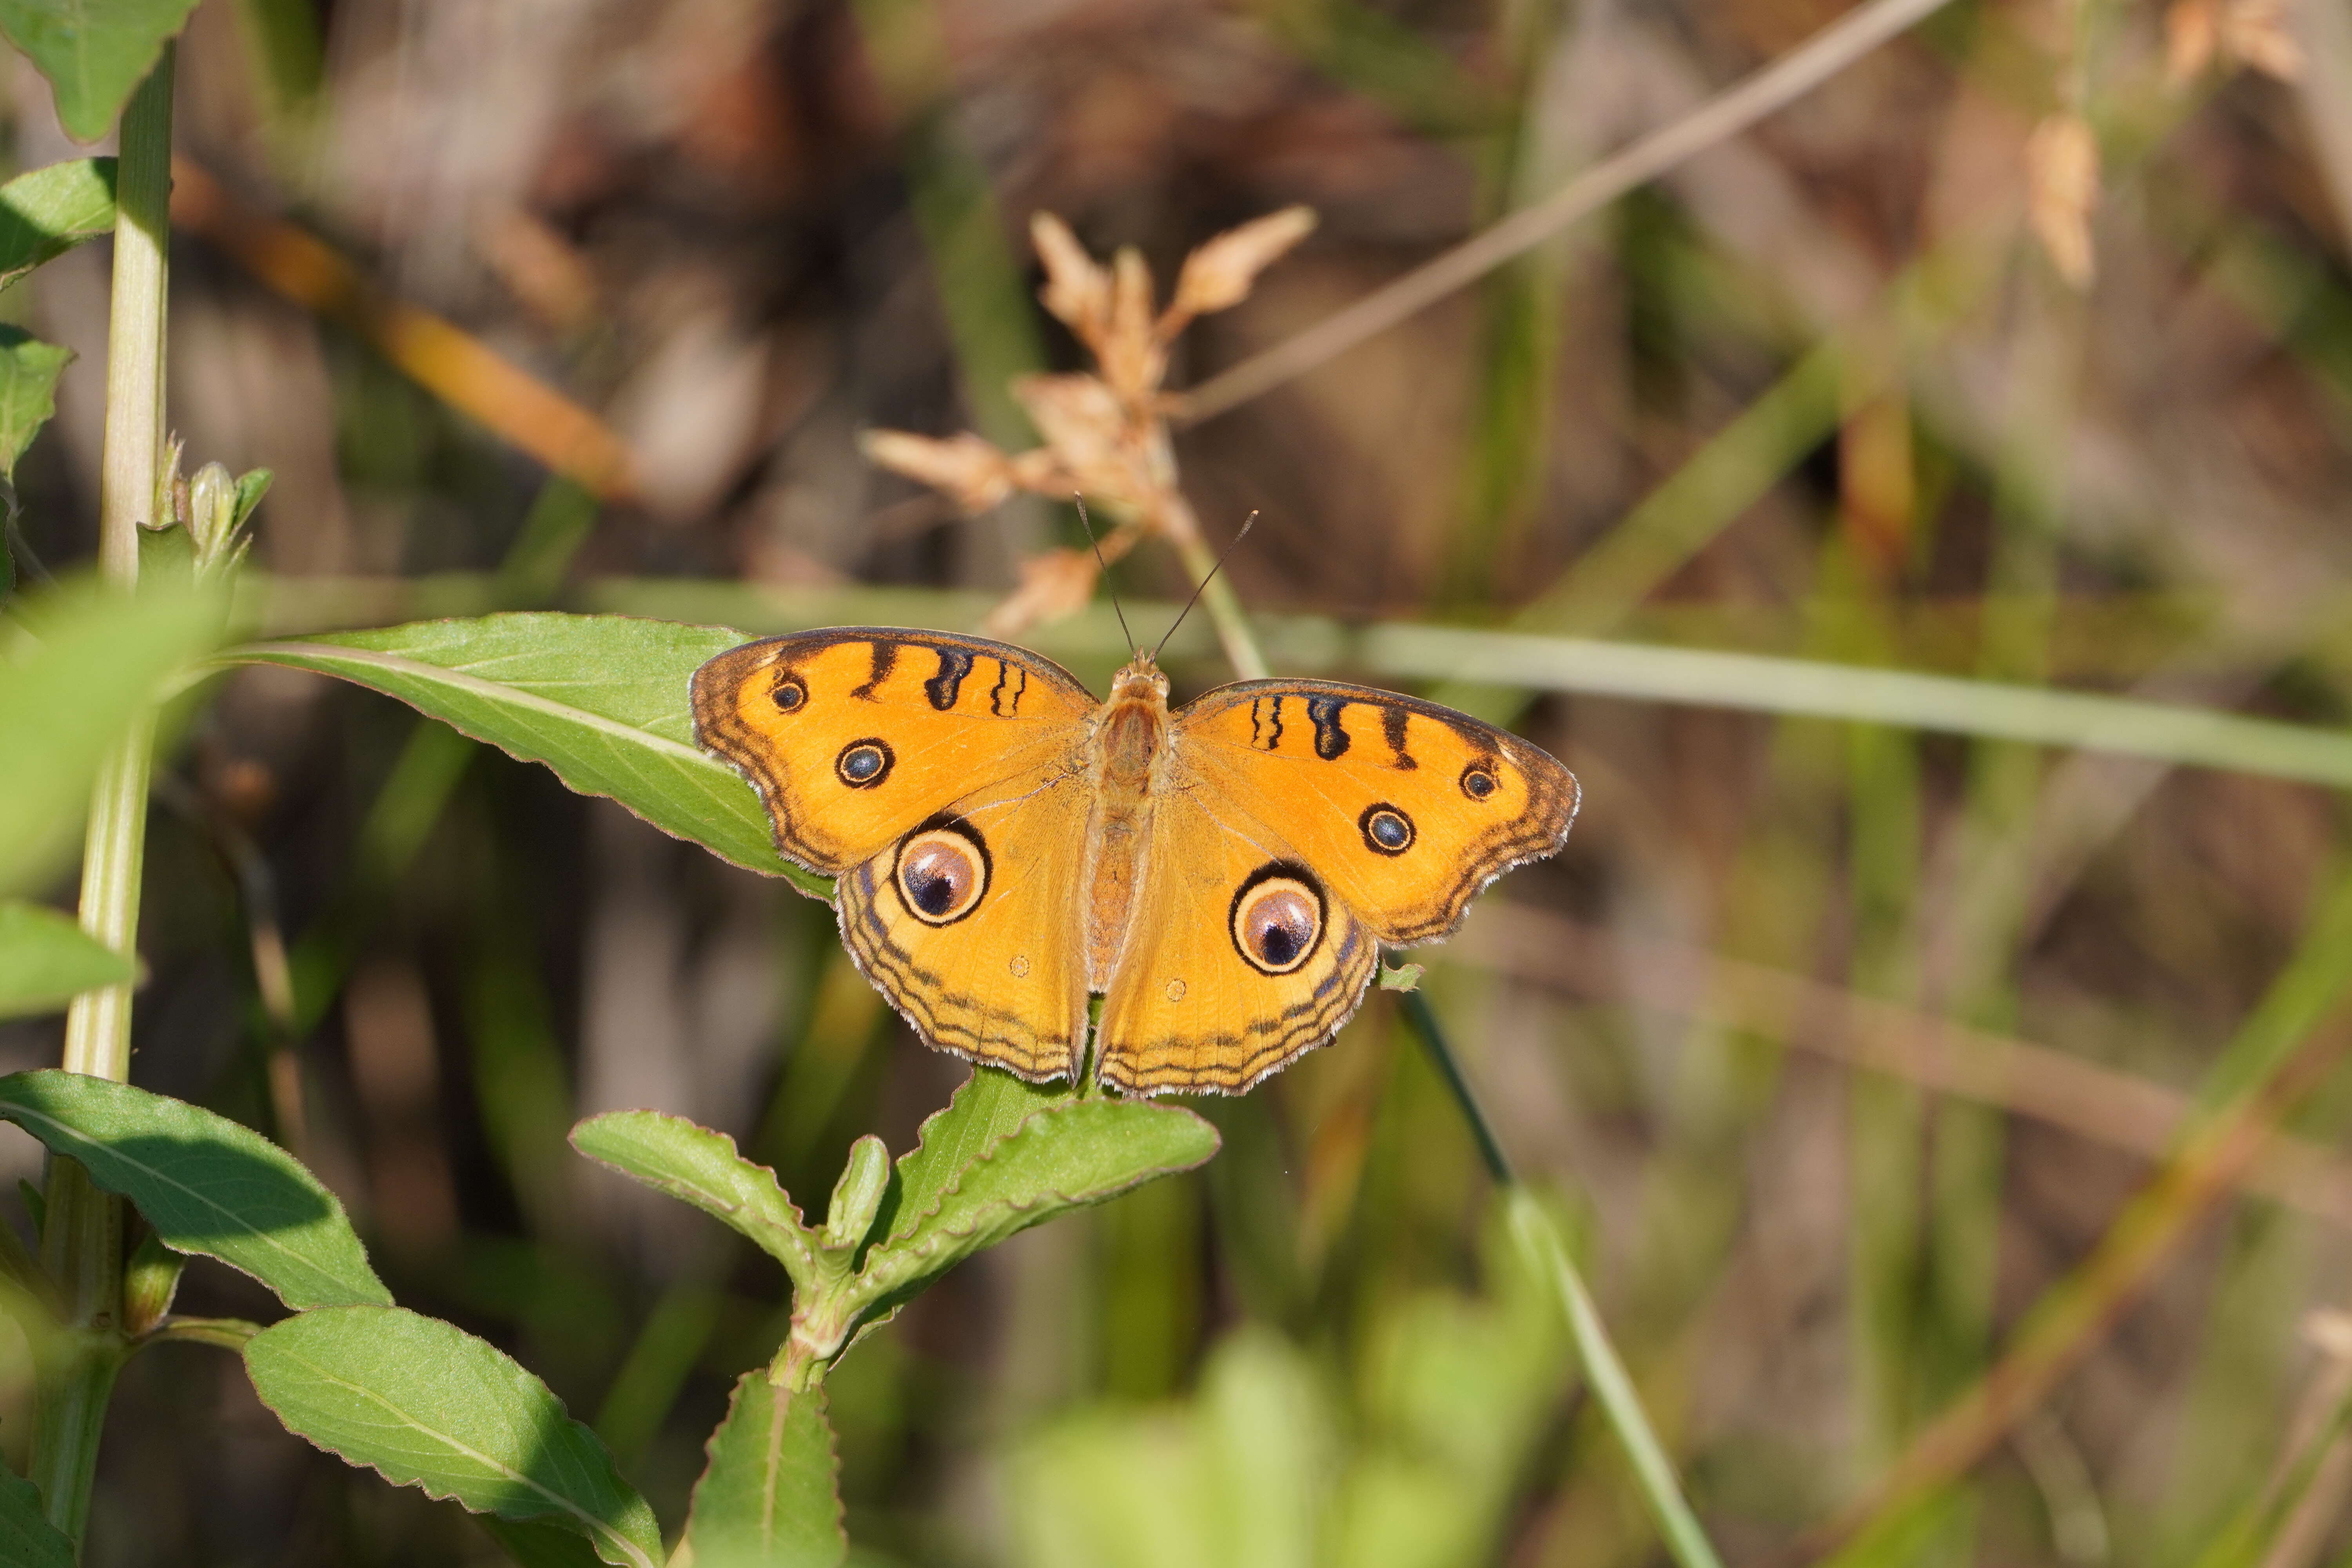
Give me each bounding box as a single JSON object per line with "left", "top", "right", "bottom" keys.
{"left": 836, "top": 739, "right": 894, "bottom": 788}
{"left": 894, "top": 820, "right": 990, "bottom": 925}
{"left": 1459, "top": 762, "right": 1499, "bottom": 801}
{"left": 771, "top": 673, "right": 807, "bottom": 713}
{"left": 1229, "top": 864, "right": 1325, "bottom": 975}
{"left": 1359, "top": 802, "right": 1415, "bottom": 856}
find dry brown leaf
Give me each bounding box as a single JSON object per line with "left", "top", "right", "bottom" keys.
{"left": 1030, "top": 212, "right": 1110, "bottom": 345}
{"left": 2025, "top": 113, "right": 2100, "bottom": 288}
{"left": 2165, "top": 0, "right": 2218, "bottom": 82}
{"left": 1012, "top": 373, "right": 1141, "bottom": 500}
{"left": 859, "top": 429, "right": 1017, "bottom": 514}
{"left": 1165, "top": 205, "right": 1318, "bottom": 328}
{"left": 1099, "top": 247, "right": 1165, "bottom": 403}
{"left": 2221, "top": 0, "right": 2303, "bottom": 79}
{"left": 982, "top": 546, "right": 1100, "bottom": 637}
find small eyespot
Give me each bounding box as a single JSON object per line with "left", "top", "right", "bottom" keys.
{"left": 1165, "top": 978, "right": 1187, "bottom": 1002}
{"left": 836, "top": 739, "right": 894, "bottom": 788}
{"left": 1460, "top": 764, "right": 1498, "bottom": 801}
{"left": 1359, "top": 803, "right": 1415, "bottom": 856}
{"left": 771, "top": 674, "right": 807, "bottom": 713}
{"left": 895, "top": 824, "right": 989, "bottom": 925}
{"left": 1229, "top": 867, "right": 1324, "bottom": 975}
{"left": 1010, "top": 954, "right": 1030, "bottom": 978}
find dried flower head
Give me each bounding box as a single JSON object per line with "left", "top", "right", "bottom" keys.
{"left": 980, "top": 546, "right": 1105, "bottom": 638}
{"left": 1165, "top": 206, "right": 1317, "bottom": 329}
{"left": 1031, "top": 212, "right": 1111, "bottom": 347}
{"left": 859, "top": 430, "right": 1018, "bottom": 515}
{"left": 2165, "top": 0, "right": 2302, "bottom": 82}
{"left": 862, "top": 206, "right": 1317, "bottom": 635}
{"left": 2220, "top": 0, "right": 2302, "bottom": 80}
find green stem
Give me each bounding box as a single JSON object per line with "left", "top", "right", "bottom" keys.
{"left": 1399, "top": 991, "right": 1727, "bottom": 1568}
{"left": 36, "top": 50, "right": 176, "bottom": 1549}
{"left": 1171, "top": 532, "right": 1269, "bottom": 680}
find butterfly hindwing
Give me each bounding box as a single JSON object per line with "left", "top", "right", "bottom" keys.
{"left": 692, "top": 628, "right": 1096, "bottom": 874}
{"left": 1170, "top": 680, "right": 1578, "bottom": 945}
{"left": 836, "top": 754, "right": 1093, "bottom": 1082}
{"left": 1096, "top": 784, "right": 1378, "bottom": 1094}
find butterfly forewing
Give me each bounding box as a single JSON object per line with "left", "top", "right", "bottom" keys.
{"left": 1169, "top": 680, "right": 1579, "bottom": 944}
{"left": 692, "top": 629, "right": 1097, "bottom": 874}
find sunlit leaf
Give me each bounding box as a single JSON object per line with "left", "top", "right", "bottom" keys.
{"left": 0, "top": 578, "right": 221, "bottom": 893}
{"left": 480, "top": 1517, "right": 621, "bottom": 1568}
{"left": 244, "top": 1306, "right": 662, "bottom": 1568}
{"left": 0, "top": 900, "right": 133, "bottom": 1018}
{"left": 0, "top": 329, "right": 71, "bottom": 483}
{"left": 852, "top": 1100, "right": 1218, "bottom": 1307}
{"left": 0, "top": 1456, "right": 72, "bottom": 1568}
{"left": 680, "top": 1375, "right": 846, "bottom": 1568}
{"left": 875, "top": 1065, "right": 1069, "bottom": 1245}
{"left": 0, "top": 1070, "right": 388, "bottom": 1308}
{"left": 570, "top": 1111, "right": 821, "bottom": 1289}
{"left": 0, "top": 0, "right": 201, "bottom": 142}
{"left": 228, "top": 614, "right": 829, "bottom": 893}
{"left": 0, "top": 158, "right": 115, "bottom": 292}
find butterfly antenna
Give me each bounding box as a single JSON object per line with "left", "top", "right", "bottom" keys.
{"left": 1154, "top": 511, "right": 1258, "bottom": 662}
{"left": 1073, "top": 494, "right": 1136, "bottom": 656}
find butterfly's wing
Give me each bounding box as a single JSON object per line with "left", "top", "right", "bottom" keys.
{"left": 693, "top": 628, "right": 1099, "bottom": 1080}
{"left": 1095, "top": 782, "right": 1378, "bottom": 1095}
{"left": 1167, "top": 680, "right": 1578, "bottom": 944}
{"left": 835, "top": 757, "right": 1093, "bottom": 1082}
{"left": 692, "top": 628, "right": 1097, "bottom": 874}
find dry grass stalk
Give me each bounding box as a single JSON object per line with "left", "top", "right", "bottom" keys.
{"left": 1459, "top": 904, "right": 2352, "bottom": 1227}
{"left": 859, "top": 207, "right": 1316, "bottom": 638}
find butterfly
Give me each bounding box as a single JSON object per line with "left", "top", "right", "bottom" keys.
{"left": 692, "top": 628, "right": 1579, "bottom": 1094}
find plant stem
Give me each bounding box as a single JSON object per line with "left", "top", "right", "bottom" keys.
{"left": 1170, "top": 532, "right": 1269, "bottom": 681}
{"left": 1399, "top": 991, "right": 1728, "bottom": 1568}
{"left": 37, "top": 49, "right": 176, "bottom": 1549}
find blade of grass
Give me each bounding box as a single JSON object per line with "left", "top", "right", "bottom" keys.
{"left": 1788, "top": 863, "right": 2352, "bottom": 1566}
{"left": 1397, "top": 990, "right": 1727, "bottom": 1568}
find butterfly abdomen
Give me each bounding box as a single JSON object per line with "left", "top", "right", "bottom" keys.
{"left": 1081, "top": 673, "right": 1172, "bottom": 989}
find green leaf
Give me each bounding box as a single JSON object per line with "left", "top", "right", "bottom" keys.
{"left": 243, "top": 1306, "right": 663, "bottom": 1568}
{"left": 0, "top": 328, "right": 71, "bottom": 481}
{"left": 0, "top": 1070, "right": 388, "bottom": 1308}
{"left": 0, "top": 577, "right": 222, "bottom": 893}
{"left": 0, "top": 158, "right": 115, "bottom": 292}
{"left": 0, "top": 1, "right": 201, "bottom": 142}
{"left": 480, "top": 1517, "right": 618, "bottom": 1568}
{"left": 853, "top": 1100, "right": 1218, "bottom": 1307}
{"left": 681, "top": 1375, "right": 847, "bottom": 1568}
{"left": 569, "top": 1111, "right": 821, "bottom": 1289}
{"left": 227, "top": 613, "right": 828, "bottom": 893}
{"left": 0, "top": 1455, "right": 73, "bottom": 1568}
{"left": 0, "top": 900, "right": 134, "bottom": 1018}
{"left": 875, "top": 1066, "right": 1068, "bottom": 1245}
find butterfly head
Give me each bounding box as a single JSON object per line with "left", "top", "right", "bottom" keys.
{"left": 1109, "top": 652, "right": 1171, "bottom": 709}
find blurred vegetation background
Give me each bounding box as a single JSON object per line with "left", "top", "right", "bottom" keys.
{"left": 6, "top": 0, "right": 2352, "bottom": 1563}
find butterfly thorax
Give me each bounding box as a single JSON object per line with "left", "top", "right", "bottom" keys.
{"left": 1082, "top": 657, "right": 1174, "bottom": 988}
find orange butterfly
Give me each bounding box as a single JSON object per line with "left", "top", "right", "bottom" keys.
{"left": 693, "top": 630, "right": 1577, "bottom": 1094}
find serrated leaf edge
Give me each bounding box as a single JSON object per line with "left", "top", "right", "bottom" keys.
{"left": 227, "top": 640, "right": 784, "bottom": 874}
{"left": 243, "top": 1313, "right": 659, "bottom": 1568}
{"left": 570, "top": 1110, "right": 820, "bottom": 1280}
{"left": 0, "top": 1074, "right": 388, "bottom": 1308}
{"left": 860, "top": 1102, "right": 1217, "bottom": 1281}
{"left": 682, "top": 1376, "right": 848, "bottom": 1567}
